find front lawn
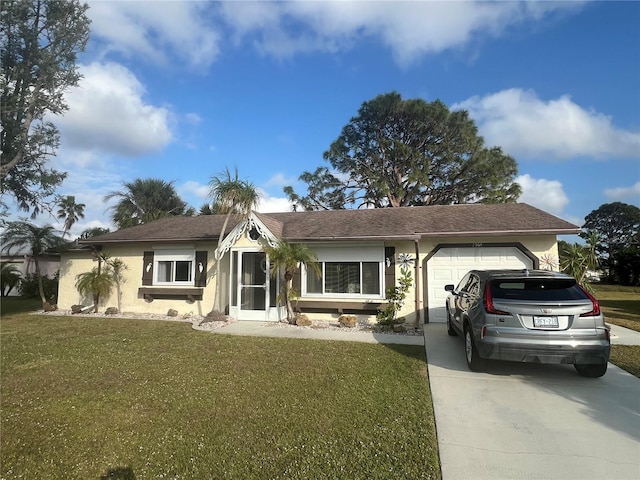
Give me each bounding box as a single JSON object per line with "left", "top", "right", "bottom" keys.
{"left": 0, "top": 314, "right": 440, "bottom": 479}
{"left": 589, "top": 285, "right": 640, "bottom": 378}
{"left": 610, "top": 345, "right": 640, "bottom": 378}
{"left": 592, "top": 284, "right": 640, "bottom": 332}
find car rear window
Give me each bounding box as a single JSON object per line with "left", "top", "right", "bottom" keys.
{"left": 490, "top": 278, "right": 588, "bottom": 301}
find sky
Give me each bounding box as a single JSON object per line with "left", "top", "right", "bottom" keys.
{"left": 8, "top": 0, "right": 640, "bottom": 239}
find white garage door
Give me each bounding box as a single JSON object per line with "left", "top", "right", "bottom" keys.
{"left": 426, "top": 246, "right": 534, "bottom": 323}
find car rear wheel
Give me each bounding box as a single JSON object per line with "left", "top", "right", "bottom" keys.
{"left": 574, "top": 363, "right": 607, "bottom": 378}
{"left": 446, "top": 306, "right": 458, "bottom": 336}
{"left": 464, "top": 326, "right": 487, "bottom": 371}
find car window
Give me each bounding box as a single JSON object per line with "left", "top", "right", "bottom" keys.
{"left": 467, "top": 275, "right": 480, "bottom": 297}
{"left": 490, "top": 278, "right": 588, "bottom": 301}
{"left": 455, "top": 274, "right": 470, "bottom": 292}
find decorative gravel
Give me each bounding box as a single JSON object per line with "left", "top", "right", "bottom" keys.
{"left": 36, "top": 309, "right": 423, "bottom": 335}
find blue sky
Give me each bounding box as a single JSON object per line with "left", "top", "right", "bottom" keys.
{"left": 13, "top": 1, "right": 640, "bottom": 238}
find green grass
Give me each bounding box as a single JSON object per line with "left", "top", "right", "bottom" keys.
{"left": 610, "top": 345, "right": 640, "bottom": 378}
{"left": 1, "top": 296, "right": 42, "bottom": 316}
{"left": 589, "top": 285, "right": 640, "bottom": 378}
{"left": 592, "top": 284, "right": 640, "bottom": 332}
{"left": 0, "top": 314, "right": 440, "bottom": 480}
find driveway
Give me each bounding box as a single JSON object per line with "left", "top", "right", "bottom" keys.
{"left": 424, "top": 323, "right": 640, "bottom": 480}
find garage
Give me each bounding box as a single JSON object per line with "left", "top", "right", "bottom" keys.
{"left": 426, "top": 245, "right": 535, "bottom": 323}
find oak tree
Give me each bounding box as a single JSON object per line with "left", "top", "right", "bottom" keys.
{"left": 285, "top": 92, "right": 521, "bottom": 210}
{"left": 581, "top": 202, "right": 640, "bottom": 282}
{"left": 1, "top": 0, "right": 91, "bottom": 216}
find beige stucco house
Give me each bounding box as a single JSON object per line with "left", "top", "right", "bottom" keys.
{"left": 58, "top": 203, "right": 579, "bottom": 324}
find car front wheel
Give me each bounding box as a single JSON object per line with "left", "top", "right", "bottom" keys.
{"left": 464, "top": 326, "right": 487, "bottom": 371}
{"left": 574, "top": 363, "right": 607, "bottom": 378}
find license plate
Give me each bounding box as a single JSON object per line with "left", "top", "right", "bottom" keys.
{"left": 533, "top": 316, "right": 558, "bottom": 328}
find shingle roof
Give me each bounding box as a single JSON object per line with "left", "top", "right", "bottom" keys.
{"left": 80, "top": 203, "right": 579, "bottom": 245}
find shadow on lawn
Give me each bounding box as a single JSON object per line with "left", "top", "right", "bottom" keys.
{"left": 100, "top": 466, "right": 135, "bottom": 479}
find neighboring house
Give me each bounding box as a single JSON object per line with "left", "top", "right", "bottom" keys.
{"left": 57, "top": 204, "right": 579, "bottom": 323}
{"left": 1, "top": 252, "right": 61, "bottom": 296}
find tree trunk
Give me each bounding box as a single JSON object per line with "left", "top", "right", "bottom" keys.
{"left": 285, "top": 278, "right": 296, "bottom": 324}
{"left": 212, "top": 213, "right": 232, "bottom": 314}
{"left": 33, "top": 257, "right": 47, "bottom": 308}
{"left": 93, "top": 293, "right": 99, "bottom": 313}
{"left": 116, "top": 283, "right": 122, "bottom": 312}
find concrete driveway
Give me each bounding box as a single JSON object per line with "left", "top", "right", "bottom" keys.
{"left": 424, "top": 323, "right": 640, "bottom": 480}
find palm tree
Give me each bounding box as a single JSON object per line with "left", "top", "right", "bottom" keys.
{"left": 2, "top": 221, "right": 63, "bottom": 308}
{"left": 584, "top": 231, "right": 600, "bottom": 275}
{"left": 198, "top": 203, "right": 225, "bottom": 215}
{"left": 264, "top": 241, "right": 320, "bottom": 323}
{"left": 106, "top": 256, "right": 127, "bottom": 312}
{"left": 75, "top": 267, "right": 115, "bottom": 313}
{"left": 208, "top": 168, "right": 260, "bottom": 316}
{"left": 1, "top": 262, "right": 21, "bottom": 296}
{"left": 56, "top": 195, "right": 85, "bottom": 238}
{"left": 560, "top": 239, "right": 600, "bottom": 292}
{"left": 79, "top": 227, "right": 110, "bottom": 239}
{"left": 104, "top": 178, "right": 191, "bottom": 229}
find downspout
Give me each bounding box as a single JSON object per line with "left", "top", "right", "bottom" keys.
{"left": 414, "top": 238, "right": 421, "bottom": 325}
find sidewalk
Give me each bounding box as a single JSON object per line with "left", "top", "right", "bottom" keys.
{"left": 608, "top": 323, "right": 640, "bottom": 345}
{"left": 196, "top": 320, "right": 639, "bottom": 346}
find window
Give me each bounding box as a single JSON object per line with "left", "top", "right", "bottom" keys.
{"left": 154, "top": 249, "right": 194, "bottom": 285}
{"left": 491, "top": 279, "right": 587, "bottom": 301}
{"left": 302, "top": 245, "right": 385, "bottom": 298}
{"left": 306, "top": 261, "right": 382, "bottom": 297}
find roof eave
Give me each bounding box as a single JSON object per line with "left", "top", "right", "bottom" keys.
{"left": 78, "top": 236, "right": 220, "bottom": 245}
{"left": 282, "top": 234, "right": 421, "bottom": 242}
{"left": 422, "top": 228, "right": 580, "bottom": 237}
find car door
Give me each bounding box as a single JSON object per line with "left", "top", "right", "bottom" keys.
{"left": 450, "top": 273, "right": 470, "bottom": 330}
{"left": 462, "top": 274, "right": 481, "bottom": 318}
{"left": 455, "top": 274, "right": 481, "bottom": 324}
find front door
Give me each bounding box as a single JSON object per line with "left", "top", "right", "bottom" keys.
{"left": 238, "top": 250, "right": 269, "bottom": 320}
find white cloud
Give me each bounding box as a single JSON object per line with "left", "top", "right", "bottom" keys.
{"left": 87, "top": 1, "right": 220, "bottom": 68}
{"left": 454, "top": 89, "right": 640, "bottom": 160}
{"left": 184, "top": 113, "right": 202, "bottom": 126}
{"left": 82, "top": 1, "right": 586, "bottom": 69}
{"left": 516, "top": 174, "right": 569, "bottom": 215}
{"left": 257, "top": 189, "right": 294, "bottom": 213}
{"left": 263, "top": 173, "right": 297, "bottom": 189}
{"left": 604, "top": 182, "right": 640, "bottom": 203}
{"left": 175, "top": 182, "right": 293, "bottom": 214}
{"left": 57, "top": 62, "right": 172, "bottom": 158}
{"left": 220, "top": 1, "right": 584, "bottom": 65}
{"left": 179, "top": 181, "right": 210, "bottom": 201}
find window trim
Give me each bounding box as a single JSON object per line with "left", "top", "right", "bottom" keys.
{"left": 303, "top": 259, "right": 384, "bottom": 299}
{"left": 153, "top": 249, "right": 195, "bottom": 286}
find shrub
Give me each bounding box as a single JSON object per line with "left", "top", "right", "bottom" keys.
{"left": 18, "top": 272, "right": 59, "bottom": 302}
{"left": 377, "top": 254, "right": 413, "bottom": 326}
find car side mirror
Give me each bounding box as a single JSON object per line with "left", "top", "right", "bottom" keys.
{"left": 444, "top": 284, "right": 455, "bottom": 292}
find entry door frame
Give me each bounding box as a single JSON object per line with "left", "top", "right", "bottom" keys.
{"left": 234, "top": 248, "right": 270, "bottom": 321}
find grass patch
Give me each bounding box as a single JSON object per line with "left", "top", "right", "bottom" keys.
{"left": 610, "top": 345, "right": 640, "bottom": 378}
{"left": 592, "top": 284, "right": 640, "bottom": 332}
{"left": 1, "top": 296, "right": 42, "bottom": 316}
{"left": 0, "top": 315, "right": 440, "bottom": 479}
{"left": 589, "top": 285, "right": 640, "bottom": 376}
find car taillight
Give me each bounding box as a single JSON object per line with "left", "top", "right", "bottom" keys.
{"left": 578, "top": 286, "right": 601, "bottom": 317}
{"left": 484, "top": 282, "right": 508, "bottom": 315}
